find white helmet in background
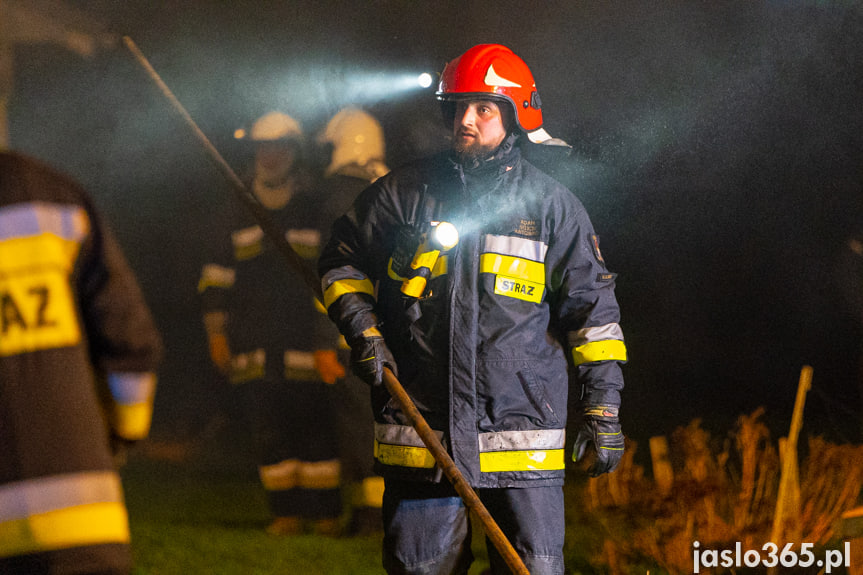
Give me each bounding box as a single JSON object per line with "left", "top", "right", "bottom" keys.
{"left": 236, "top": 111, "right": 303, "bottom": 142}
{"left": 319, "top": 108, "right": 388, "bottom": 179}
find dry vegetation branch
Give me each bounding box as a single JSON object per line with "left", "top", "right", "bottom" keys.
{"left": 578, "top": 410, "right": 863, "bottom": 574}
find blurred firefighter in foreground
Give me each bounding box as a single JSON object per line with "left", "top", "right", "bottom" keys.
{"left": 319, "top": 44, "right": 628, "bottom": 574}
{"left": 198, "top": 111, "right": 345, "bottom": 536}
{"left": 317, "top": 107, "right": 389, "bottom": 535}
{"left": 0, "top": 151, "right": 162, "bottom": 575}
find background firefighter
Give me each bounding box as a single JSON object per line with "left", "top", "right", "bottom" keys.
{"left": 0, "top": 151, "right": 163, "bottom": 575}
{"left": 198, "top": 111, "right": 345, "bottom": 536}
{"left": 318, "top": 44, "right": 628, "bottom": 574}
{"left": 317, "top": 106, "right": 390, "bottom": 535}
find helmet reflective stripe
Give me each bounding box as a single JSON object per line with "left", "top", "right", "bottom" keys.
{"left": 484, "top": 64, "right": 521, "bottom": 88}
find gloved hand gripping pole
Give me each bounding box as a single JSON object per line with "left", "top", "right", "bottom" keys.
{"left": 122, "top": 36, "right": 530, "bottom": 575}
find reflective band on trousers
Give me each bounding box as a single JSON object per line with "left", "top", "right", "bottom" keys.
{"left": 478, "top": 429, "right": 566, "bottom": 473}
{"left": 259, "top": 458, "right": 341, "bottom": 490}
{"left": 0, "top": 471, "right": 130, "bottom": 558}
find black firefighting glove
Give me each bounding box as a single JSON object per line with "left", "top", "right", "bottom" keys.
{"left": 348, "top": 327, "right": 397, "bottom": 387}
{"left": 573, "top": 405, "right": 625, "bottom": 477}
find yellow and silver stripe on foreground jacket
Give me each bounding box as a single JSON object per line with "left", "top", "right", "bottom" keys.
{"left": 321, "top": 266, "right": 376, "bottom": 310}
{"left": 478, "top": 429, "right": 566, "bottom": 472}
{"left": 480, "top": 234, "right": 548, "bottom": 304}
{"left": 569, "top": 323, "right": 627, "bottom": 366}
{"left": 375, "top": 424, "right": 565, "bottom": 473}
{"left": 0, "top": 471, "right": 130, "bottom": 558}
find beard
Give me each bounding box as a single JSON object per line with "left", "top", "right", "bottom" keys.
{"left": 453, "top": 137, "right": 499, "bottom": 167}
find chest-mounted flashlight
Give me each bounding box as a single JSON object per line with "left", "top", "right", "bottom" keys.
{"left": 392, "top": 221, "right": 459, "bottom": 298}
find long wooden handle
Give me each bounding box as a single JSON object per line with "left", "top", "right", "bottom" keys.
{"left": 383, "top": 369, "right": 530, "bottom": 574}
{"left": 123, "top": 36, "right": 530, "bottom": 575}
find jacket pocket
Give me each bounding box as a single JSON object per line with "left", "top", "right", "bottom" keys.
{"left": 477, "top": 359, "right": 562, "bottom": 429}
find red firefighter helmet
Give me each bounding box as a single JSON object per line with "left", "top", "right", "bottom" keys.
{"left": 437, "top": 44, "right": 554, "bottom": 143}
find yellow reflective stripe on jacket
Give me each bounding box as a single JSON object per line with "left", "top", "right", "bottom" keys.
{"left": 479, "top": 449, "right": 566, "bottom": 472}
{"left": 478, "top": 429, "right": 566, "bottom": 472}
{"left": 107, "top": 372, "right": 157, "bottom": 440}
{"left": 0, "top": 471, "right": 129, "bottom": 558}
{"left": 323, "top": 278, "right": 375, "bottom": 309}
{"left": 569, "top": 323, "right": 628, "bottom": 365}
{"left": 479, "top": 253, "right": 545, "bottom": 285}
{"left": 0, "top": 502, "right": 130, "bottom": 558}
{"left": 0, "top": 203, "right": 89, "bottom": 356}
{"left": 374, "top": 441, "right": 437, "bottom": 469}
{"left": 572, "top": 339, "right": 628, "bottom": 365}
{"left": 374, "top": 422, "right": 442, "bottom": 469}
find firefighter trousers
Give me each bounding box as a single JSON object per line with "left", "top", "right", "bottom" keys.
{"left": 382, "top": 479, "right": 565, "bottom": 575}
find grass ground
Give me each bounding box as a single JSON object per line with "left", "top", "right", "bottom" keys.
{"left": 118, "top": 414, "right": 669, "bottom": 575}
{"left": 120, "top": 438, "right": 502, "bottom": 574}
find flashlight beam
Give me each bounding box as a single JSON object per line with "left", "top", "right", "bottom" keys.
{"left": 122, "top": 36, "right": 530, "bottom": 575}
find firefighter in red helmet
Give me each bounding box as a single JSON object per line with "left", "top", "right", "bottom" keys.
{"left": 319, "top": 44, "right": 627, "bottom": 574}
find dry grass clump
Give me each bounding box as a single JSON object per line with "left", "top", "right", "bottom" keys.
{"left": 579, "top": 409, "right": 863, "bottom": 574}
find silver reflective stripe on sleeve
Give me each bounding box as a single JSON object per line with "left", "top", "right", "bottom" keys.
{"left": 568, "top": 323, "right": 625, "bottom": 347}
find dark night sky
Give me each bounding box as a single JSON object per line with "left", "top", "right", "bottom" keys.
{"left": 8, "top": 1, "right": 863, "bottom": 451}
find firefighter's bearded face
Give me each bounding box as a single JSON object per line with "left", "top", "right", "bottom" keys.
{"left": 254, "top": 140, "right": 296, "bottom": 186}
{"left": 452, "top": 99, "right": 508, "bottom": 164}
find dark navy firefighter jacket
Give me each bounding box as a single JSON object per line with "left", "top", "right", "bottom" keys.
{"left": 319, "top": 143, "right": 627, "bottom": 489}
